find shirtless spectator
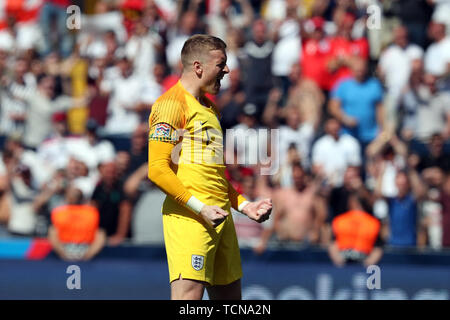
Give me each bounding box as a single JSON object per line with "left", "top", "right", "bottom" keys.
{"left": 271, "top": 162, "right": 327, "bottom": 244}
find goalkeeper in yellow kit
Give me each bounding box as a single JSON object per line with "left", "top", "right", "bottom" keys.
{"left": 147, "top": 34, "right": 272, "bottom": 300}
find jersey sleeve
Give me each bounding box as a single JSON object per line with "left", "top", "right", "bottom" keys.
{"left": 148, "top": 98, "right": 186, "bottom": 144}
{"left": 148, "top": 140, "right": 193, "bottom": 206}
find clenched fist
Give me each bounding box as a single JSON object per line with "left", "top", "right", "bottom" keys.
{"left": 241, "top": 198, "right": 272, "bottom": 223}
{"left": 200, "top": 205, "right": 229, "bottom": 228}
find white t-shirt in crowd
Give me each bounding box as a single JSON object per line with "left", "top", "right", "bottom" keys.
{"left": 424, "top": 37, "right": 450, "bottom": 76}
{"left": 101, "top": 73, "right": 147, "bottom": 135}
{"left": 379, "top": 43, "right": 423, "bottom": 95}
{"left": 7, "top": 178, "right": 37, "bottom": 235}
{"left": 125, "top": 32, "right": 162, "bottom": 79}
{"left": 312, "top": 134, "right": 362, "bottom": 187}
{"left": 165, "top": 35, "right": 189, "bottom": 70}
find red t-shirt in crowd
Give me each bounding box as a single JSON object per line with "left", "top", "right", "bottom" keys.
{"left": 6, "top": 0, "right": 43, "bottom": 24}
{"left": 328, "top": 36, "right": 369, "bottom": 90}
{"left": 301, "top": 38, "right": 333, "bottom": 91}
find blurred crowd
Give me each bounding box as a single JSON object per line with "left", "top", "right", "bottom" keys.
{"left": 0, "top": 0, "right": 449, "bottom": 264}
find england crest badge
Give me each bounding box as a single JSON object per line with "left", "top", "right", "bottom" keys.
{"left": 191, "top": 254, "right": 204, "bottom": 271}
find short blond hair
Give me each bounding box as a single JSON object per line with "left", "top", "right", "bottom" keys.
{"left": 181, "top": 34, "right": 226, "bottom": 69}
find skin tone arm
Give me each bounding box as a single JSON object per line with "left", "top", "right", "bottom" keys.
{"left": 408, "top": 167, "right": 427, "bottom": 201}
{"left": 443, "top": 112, "right": 450, "bottom": 139}
{"left": 82, "top": 229, "right": 107, "bottom": 261}
{"left": 108, "top": 200, "right": 133, "bottom": 246}
{"left": 235, "top": 0, "right": 254, "bottom": 29}
{"left": 123, "top": 163, "right": 148, "bottom": 199}
{"left": 32, "top": 176, "right": 65, "bottom": 213}
{"left": 328, "top": 242, "right": 346, "bottom": 267}
{"left": 366, "top": 132, "right": 407, "bottom": 162}
{"left": 262, "top": 87, "right": 282, "bottom": 128}
{"left": 363, "top": 247, "right": 383, "bottom": 267}
{"left": 376, "top": 102, "right": 385, "bottom": 133}
{"left": 328, "top": 98, "right": 357, "bottom": 128}
{"left": 310, "top": 195, "right": 328, "bottom": 245}
{"left": 406, "top": 166, "right": 428, "bottom": 247}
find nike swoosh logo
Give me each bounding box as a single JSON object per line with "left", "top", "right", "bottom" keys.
{"left": 201, "top": 121, "right": 207, "bottom": 126}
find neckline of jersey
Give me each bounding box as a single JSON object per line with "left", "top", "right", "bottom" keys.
{"left": 177, "top": 80, "right": 213, "bottom": 110}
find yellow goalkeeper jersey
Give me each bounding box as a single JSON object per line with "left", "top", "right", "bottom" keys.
{"left": 148, "top": 81, "right": 231, "bottom": 220}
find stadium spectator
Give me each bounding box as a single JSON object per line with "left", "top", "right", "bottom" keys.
{"left": 90, "top": 161, "right": 132, "bottom": 246}
{"left": 424, "top": 20, "right": 450, "bottom": 80}
{"left": 377, "top": 25, "right": 424, "bottom": 131}
{"left": 281, "top": 62, "right": 325, "bottom": 129}
{"left": 217, "top": 68, "right": 246, "bottom": 131}
{"left": 39, "top": 0, "right": 74, "bottom": 58}
{"left": 240, "top": 19, "right": 274, "bottom": 119}
{"left": 206, "top": 0, "right": 254, "bottom": 41}
{"left": 325, "top": 166, "right": 374, "bottom": 238}
{"left": 420, "top": 168, "right": 445, "bottom": 249}
{"left": 48, "top": 186, "right": 106, "bottom": 261}
{"left": 124, "top": 17, "right": 163, "bottom": 79}
{"left": 400, "top": 71, "right": 450, "bottom": 144}
{"left": 232, "top": 173, "right": 272, "bottom": 250}
{"left": 271, "top": 1, "right": 302, "bottom": 100}
{"left": 6, "top": 163, "right": 50, "bottom": 237}
{"left": 8, "top": 73, "right": 82, "bottom": 150}
{"left": 271, "top": 162, "right": 327, "bottom": 244}
{"left": 374, "top": 166, "right": 427, "bottom": 248}
{"left": 31, "top": 169, "right": 67, "bottom": 237}
{"left": 328, "top": 193, "right": 384, "bottom": 267}
{"left": 100, "top": 57, "right": 149, "bottom": 141}
{"left": 414, "top": 133, "right": 450, "bottom": 176}
{"left": 329, "top": 57, "right": 384, "bottom": 151}
{"left": 327, "top": 12, "right": 369, "bottom": 90}
{"left": 312, "top": 117, "right": 361, "bottom": 188}
{"left": 228, "top": 103, "right": 267, "bottom": 168}
{"left": 83, "top": 118, "right": 116, "bottom": 167}
{"left": 273, "top": 143, "right": 301, "bottom": 188}
{"left": 278, "top": 105, "right": 315, "bottom": 170}
{"left": 391, "top": 0, "right": 433, "bottom": 48}
{"left": 124, "top": 124, "right": 148, "bottom": 179}
{"left": 166, "top": 10, "right": 202, "bottom": 70}
{"left": 301, "top": 16, "right": 333, "bottom": 91}
{"left": 440, "top": 173, "right": 450, "bottom": 247}
{"left": 365, "top": 131, "right": 408, "bottom": 198}
{"left": 0, "top": 56, "right": 34, "bottom": 146}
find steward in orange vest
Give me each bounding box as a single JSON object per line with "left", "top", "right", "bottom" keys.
{"left": 328, "top": 193, "right": 384, "bottom": 266}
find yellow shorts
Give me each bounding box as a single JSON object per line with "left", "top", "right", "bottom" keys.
{"left": 162, "top": 212, "right": 243, "bottom": 286}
